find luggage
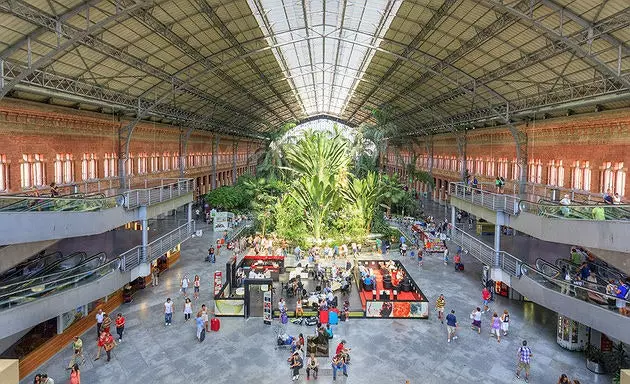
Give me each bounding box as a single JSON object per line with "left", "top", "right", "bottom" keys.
{"left": 199, "top": 328, "right": 206, "bottom": 342}
{"left": 210, "top": 317, "right": 220, "bottom": 331}
{"left": 329, "top": 311, "right": 339, "bottom": 325}
{"left": 319, "top": 309, "right": 329, "bottom": 324}
{"left": 456, "top": 263, "right": 464, "bottom": 271}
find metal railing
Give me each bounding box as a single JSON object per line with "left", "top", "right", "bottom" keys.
{"left": 519, "top": 199, "right": 630, "bottom": 221}
{"left": 0, "top": 193, "right": 122, "bottom": 212}
{"left": 449, "top": 182, "right": 520, "bottom": 214}
{"left": 519, "top": 263, "right": 628, "bottom": 315}
{"left": 123, "top": 178, "right": 194, "bottom": 209}
{"left": 448, "top": 226, "right": 521, "bottom": 276}
{"left": 0, "top": 257, "right": 121, "bottom": 309}
{"left": 122, "top": 220, "right": 196, "bottom": 270}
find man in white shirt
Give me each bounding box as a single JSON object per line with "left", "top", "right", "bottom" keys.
{"left": 559, "top": 194, "right": 571, "bottom": 216}
{"left": 95, "top": 308, "right": 104, "bottom": 339}
{"left": 164, "top": 298, "right": 173, "bottom": 326}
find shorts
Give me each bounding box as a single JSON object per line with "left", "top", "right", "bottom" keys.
{"left": 472, "top": 320, "right": 481, "bottom": 328}
{"left": 447, "top": 325, "right": 456, "bottom": 335}
{"left": 501, "top": 322, "right": 509, "bottom": 332}
{"left": 616, "top": 299, "right": 626, "bottom": 308}
{"left": 181, "top": 287, "right": 187, "bottom": 294}
{"left": 483, "top": 299, "right": 489, "bottom": 306}
{"left": 517, "top": 361, "right": 530, "bottom": 374}
{"left": 194, "top": 287, "right": 200, "bottom": 293}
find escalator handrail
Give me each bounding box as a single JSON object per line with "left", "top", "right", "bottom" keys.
{"left": 554, "top": 258, "right": 611, "bottom": 287}
{"left": 0, "top": 192, "right": 125, "bottom": 212}
{"left": 519, "top": 199, "right": 630, "bottom": 220}
{"left": 534, "top": 257, "right": 560, "bottom": 277}
{"left": 0, "top": 256, "right": 121, "bottom": 304}
{"left": 0, "top": 251, "right": 63, "bottom": 282}
{"left": 0, "top": 252, "right": 87, "bottom": 291}
{"left": 519, "top": 263, "right": 619, "bottom": 300}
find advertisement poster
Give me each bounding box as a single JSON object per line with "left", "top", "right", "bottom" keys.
{"left": 214, "top": 299, "right": 245, "bottom": 316}
{"left": 365, "top": 301, "right": 429, "bottom": 318}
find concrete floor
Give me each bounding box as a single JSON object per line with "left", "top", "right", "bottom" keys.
{"left": 20, "top": 206, "right": 607, "bottom": 384}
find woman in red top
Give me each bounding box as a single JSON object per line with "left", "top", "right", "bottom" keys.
{"left": 115, "top": 313, "right": 125, "bottom": 342}
{"left": 482, "top": 287, "right": 491, "bottom": 313}
{"left": 94, "top": 331, "right": 107, "bottom": 360}
{"left": 103, "top": 332, "right": 115, "bottom": 362}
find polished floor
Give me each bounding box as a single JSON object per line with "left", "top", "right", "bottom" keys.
{"left": 20, "top": 206, "right": 605, "bottom": 384}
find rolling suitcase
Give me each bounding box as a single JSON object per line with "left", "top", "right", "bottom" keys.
{"left": 329, "top": 311, "right": 339, "bottom": 325}
{"left": 319, "top": 309, "right": 329, "bottom": 324}
{"left": 210, "top": 317, "right": 220, "bottom": 331}
{"left": 199, "top": 328, "right": 206, "bottom": 342}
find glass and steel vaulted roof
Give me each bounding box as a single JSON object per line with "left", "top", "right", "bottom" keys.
{"left": 0, "top": 0, "right": 628, "bottom": 138}
{"left": 248, "top": 0, "right": 402, "bottom": 116}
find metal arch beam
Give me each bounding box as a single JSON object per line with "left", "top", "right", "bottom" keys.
{"left": 538, "top": 0, "right": 630, "bottom": 56}
{"left": 130, "top": 9, "right": 287, "bottom": 124}
{"left": 392, "top": 12, "right": 630, "bottom": 124}
{"left": 345, "top": 0, "right": 459, "bottom": 121}
{"left": 195, "top": 0, "right": 299, "bottom": 120}
{"left": 481, "top": 0, "right": 630, "bottom": 88}
{"left": 325, "top": 0, "right": 349, "bottom": 114}
{"left": 0, "top": 0, "right": 146, "bottom": 100}
{"left": 0, "top": 0, "right": 104, "bottom": 60}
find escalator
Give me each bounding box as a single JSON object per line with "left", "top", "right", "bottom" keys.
{"left": 0, "top": 251, "right": 64, "bottom": 285}
{"left": 513, "top": 263, "right": 630, "bottom": 344}
{"left": 0, "top": 252, "right": 112, "bottom": 309}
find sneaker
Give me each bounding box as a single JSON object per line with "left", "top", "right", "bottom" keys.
{"left": 165, "top": 323, "right": 168, "bottom": 326}
{"left": 453, "top": 336, "right": 458, "bottom": 340}
{"left": 524, "top": 379, "right": 528, "bottom": 383}
{"left": 447, "top": 339, "right": 451, "bottom": 343}
{"left": 118, "top": 339, "right": 122, "bottom": 343}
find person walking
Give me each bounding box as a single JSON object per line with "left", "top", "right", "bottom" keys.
{"left": 207, "top": 246, "right": 215, "bottom": 263}
{"left": 500, "top": 310, "right": 510, "bottom": 336}
{"left": 164, "top": 298, "right": 173, "bottom": 326}
{"left": 94, "top": 331, "right": 107, "bottom": 360}
{"left": 306, "top": 353, "right": 319, "bottom": 380}
{"left": 100, "top": 313, "right": 111, "bottom": 334}
{"left": 69, "top": 364, "right": 80, "bottom": 384}
{"left": 95, "top": 308, "right": 104, "bottom": 339}
{"left": 67, "top": 336, "right": 85, "bottom": 369}
{"left": 102, "top": 332, "right": 115, "bottom": 362}
{"left": 40, "top": 374, "right": 54, "bottom": 384}
{"left": 557, "top": 374, "right": 570, "bottom": 384}
{"left": 482, "top": 287, "right": 491, "bottom": 313}
{"left": 180, "top": 274, "right": 190, "bottom": 297}
{"left": 490, "top": 312, "right": 501, "bottom": 342}
{"left": 193, "top": 275, "right": 201, "bottom": 300}
{"left": 470, "top": 307, "right": 482, "bottom": 334}
{"left": 435, "top": 294, "right": 446, "bottom": 324}
{"left": 183, "top": 298, "right": 193, "bottom": 321}
{"left": 446, "top": 310, "right": 458, "bottom": 343}
{"left": 443, "top": 247, "right": 449, "bottom": 265}
{"left": 516, "top": 340, "right": 533, "bottom": 383}
{"left": 195, "top": 311, "right": 204, "bottom": 341}
{"left": 115, "top": 313, "right": 125, "bottom": 342}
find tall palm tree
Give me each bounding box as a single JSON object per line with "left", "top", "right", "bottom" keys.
{"left": 341, "top": 171, "right": 384, "bottom": 231}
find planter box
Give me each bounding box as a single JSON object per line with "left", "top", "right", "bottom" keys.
{"left": 586, "top": 359, "right": 606, "bottom": 374}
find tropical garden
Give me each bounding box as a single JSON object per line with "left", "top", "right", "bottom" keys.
{"left": 204, "top": 110, "right": 433, "bottom": 246}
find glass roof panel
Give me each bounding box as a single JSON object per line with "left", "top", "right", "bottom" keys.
{"left": 247, "top": 0, "right": 402, "bottom": 117}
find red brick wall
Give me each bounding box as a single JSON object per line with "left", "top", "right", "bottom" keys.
{"left": 0, "top": 98, "right": 264, "bottom": 194}
{"left": 393, "top": 108, "right": 630, "bottom": 196}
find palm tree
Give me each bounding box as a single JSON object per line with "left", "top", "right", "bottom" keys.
{"left": 341, "top": 172, "right": 384, "bottom": 232}
{"left": 256, "top": 122, "right": 296, "bottom": 179}
{"left": 290, "top": 173, "right": 339, "bottom": 240}
{"left": 379, "top": 173, "right": 407, "bottom": 215}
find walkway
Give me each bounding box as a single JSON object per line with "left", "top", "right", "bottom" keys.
{"left": 20, "top": 211, "right": 604, "bottom": 384}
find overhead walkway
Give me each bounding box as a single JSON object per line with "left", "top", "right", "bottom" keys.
{"left": 0, "top": 178, "right": 194, "bottom": 245}
{"left": 441, "top": 225, "right": 630, "bottom": 344}
{"left": 0, "top": 220, "right": 197, "bottom": 339}
{"left": 449, "top": 183, "right": 630, "bottom": 256}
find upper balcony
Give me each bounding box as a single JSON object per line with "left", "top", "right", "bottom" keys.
{"left": 0, "top": 179, "right": 194, "bottom": 245}
{"left": 449, "top": 182, "right": 630, "bottom": 274}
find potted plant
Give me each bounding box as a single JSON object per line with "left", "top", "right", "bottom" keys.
{"left": 605, "top": 342, "right": 628, "bottom": 381}
{"left": 585, "top": 343, "right": 606, "bottom": 374}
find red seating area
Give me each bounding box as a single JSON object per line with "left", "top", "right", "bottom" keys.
{"left": 358, "top": 264, "right": 422, "bottom": 309}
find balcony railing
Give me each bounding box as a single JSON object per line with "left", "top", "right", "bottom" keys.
{"left": 449, "top": 182, "right": 520, "bottom": 214}
{"left": 123, "top": 178, "right": 194, "bottom": 209}
{"left": 121, "top": 220, "right": 196, "bottom": 270}
{"left": 0, "top": 193, "right": 123, "bottom": 213}
{"left": 519, "top": 199, "right": 630, "bottom": 221}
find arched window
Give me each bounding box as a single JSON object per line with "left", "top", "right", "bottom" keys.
{"left": 81, "top": 153, "right": 97, "bottom": 180}
{"left": 614, "top": 162, "right": 626, "bottom": 197}
{"left": 162, "top": 152, "right": 170, "bottom": 171}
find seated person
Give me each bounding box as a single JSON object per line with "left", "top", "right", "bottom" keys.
{"left": 325, "top": 324, "right": 333, "bottom": 339}
{"left": 331, "top": 353, "right": 347, "bottom": 380}
{"left": 326, "top": 291, "right": 335, "bottom": 306}
{"left": 319, "top": 299, "right": 328, "bottom": 311}
{"left": 395, "top": 269, "right": 404, "bottom": 281}
{"left": 306, "top": 353, "right": 319, "bottom": 380}
{"left": 363, "top": 275, "right": 374, "bottom": 289}
{"left": 248, "top": 269, "right": 257, "bottom": 279}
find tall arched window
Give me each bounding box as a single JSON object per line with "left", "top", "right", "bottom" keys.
{"left": 81, "top": 153, "right": 97, "bottom": 180}
{"left": 103, "top": 153, "right": 117, "bottom": 178}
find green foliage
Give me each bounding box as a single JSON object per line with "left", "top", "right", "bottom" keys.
{"left": 204, "top": 184, "right": 248, "bottom": 212}
{"left": 274, "top": 195, "right": 308, "bottom": 246}
{"left": 341, "top": 172, "right": 383, "bottom": 232}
